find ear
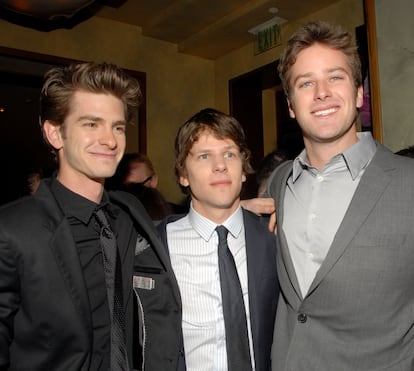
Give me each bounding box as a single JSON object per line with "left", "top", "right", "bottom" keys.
{"left": 287, "top": 98, "right": 296, "bottom": 119}
{"left": 43, "top": 120, "right": 63, "bottom": 150}
{"left": 356, "top": 85, "right": 364, "bottom": 109}
{"left": 149, "top": 173, "right": 159, "bottom": 188}
{"left": 179, "top": 174, "right": 189, "bottom": 187}
{"left": 242, "top": 173, "right": 246, "bottom": 183}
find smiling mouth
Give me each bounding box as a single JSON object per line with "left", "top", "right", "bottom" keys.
{"left": 313, "top": 107, "right": 338, "bottom": 116}
{"left": 92, "top": 152, "right": 117, "bottom": 160}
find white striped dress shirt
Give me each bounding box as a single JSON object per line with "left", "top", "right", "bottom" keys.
{"left": 167, "top": 204, "right": 255, "bottom": 371}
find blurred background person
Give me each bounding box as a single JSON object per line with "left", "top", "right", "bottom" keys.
{"left": 395, "top": 145, "right": 414, "bottom": 158}
{"left": 255, "top": 149, "right": 288, "bottom": 197}
{"left": 107, "top": 152, "right": 188, "bottom": 221}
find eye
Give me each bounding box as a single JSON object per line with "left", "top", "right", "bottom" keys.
{"left": 330, "top": 75, "right": 343, "bottom": 82}
{"left": 115, "top": 125, "right": 126, "bottom": 134}
{"left": 224, "top": 152, "right": 234, "bottom": 159}
{"left": 199, "top": 153, "right": 208, "bottom": 160}
{"left": 84, "top": 122, "right": 96, "bottom": 128}
{"left": 299, "top": 81, "right": 313, "bottom": 88}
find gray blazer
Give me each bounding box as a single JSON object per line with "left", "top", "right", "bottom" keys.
{"left": 267, "top": 143, "right": 414, "bottom": 371}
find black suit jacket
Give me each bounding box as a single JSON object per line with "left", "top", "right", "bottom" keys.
{"left": 0, "top": 178, "right": 174, "bottom": 371}
{"left": 157, "top": 209, "right": 279, "bottom": 371}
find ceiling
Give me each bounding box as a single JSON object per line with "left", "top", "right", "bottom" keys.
{"left": 0, "top": 0, "right": 340, "bottom": 60}
{"left": 94, "top": 0, "right": 340, "bottom": 59}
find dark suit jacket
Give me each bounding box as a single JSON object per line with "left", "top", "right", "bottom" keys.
{"left": 157, "top": 208, "right": 279, "bottom": 371}
{"left": 267, "top": 144, "right": 414, "bottom": 370}
{"left": 0, "top": 178, "right": 181, "bottom": 371}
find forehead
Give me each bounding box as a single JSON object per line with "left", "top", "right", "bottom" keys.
{"left": 291, "top": 43, "right": 351, "bottom": 77}
{"left": 191, "top": 129, "right": 237, "bottom": 150}
{"left": 129, "top": 161, "right": 149, "bottom": 173}
{"left": 69, "top": 90, "right": 124, "bottom": 116}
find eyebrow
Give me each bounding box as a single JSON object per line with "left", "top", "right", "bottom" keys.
{"left": 292, "top": 66, "right": 350, "bottom": 85}
{"left": 77, "top": 115, "right": 101, "bottom": 122}
{"left": 77, "top": 115, "right": 126, "bottom": 126}
{"left": 190, "top": 144, "right": 239, "bottom": 154}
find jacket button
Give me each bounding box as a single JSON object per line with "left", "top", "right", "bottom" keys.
{"left": 297, "top": 313, "right": 307, "bottom": 323}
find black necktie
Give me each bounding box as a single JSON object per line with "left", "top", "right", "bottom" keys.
{"left": 216, "top": 225, "right": 252, "bottom": 371}
{"left": 95, "top": 208, "right": 129, "bottom": 371}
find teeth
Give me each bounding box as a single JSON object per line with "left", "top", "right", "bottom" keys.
{"left": 314, "top": 108, "right": 337, "bottom": 116}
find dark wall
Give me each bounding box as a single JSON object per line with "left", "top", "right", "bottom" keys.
{"left": 0, "top": 73, "right": 55, "bottom": 204}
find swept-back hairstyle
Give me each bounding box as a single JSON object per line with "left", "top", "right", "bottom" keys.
{"left": 278, "top": 20, "right": 362, "bottom": 97}
{"left": 174, "top": 108, "right": 253, "bottom": 190}
{"left": 39, "top": 61, "right": 141, "bottom": 157}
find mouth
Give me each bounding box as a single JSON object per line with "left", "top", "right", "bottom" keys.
{"left": 211, "top": 180, "right": 231, "bottom": 186}
{"left": 91, "top": 152, "right": 118, "bottom": 160}
{"left": 312, "top": 107, "right": 339, "bottom": 117}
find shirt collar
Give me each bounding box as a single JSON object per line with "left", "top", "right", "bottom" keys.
{"left": 188, "top": 203, "right": 243, "bottom": 242}
{"left": 292, "top": 132, "right": 377, "bottom": 182}
{"left": 342, "top": 132, "right": 377, "bottom": 179}
{"left": 50, "top": 177, "right": 117, "bottom": 224}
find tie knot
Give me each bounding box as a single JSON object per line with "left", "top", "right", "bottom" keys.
{"left": 95, "top": 208, "right": 109, "bottom": 226}
{"left": 216, "top": 225, "right": 229, "bottom": 244}
{"left": 94, "top": 209, "right": 114, "bottom": 239}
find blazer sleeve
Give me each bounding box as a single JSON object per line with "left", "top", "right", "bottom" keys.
{"left": 0, "top": 217, "right": 21, "bottom": 368}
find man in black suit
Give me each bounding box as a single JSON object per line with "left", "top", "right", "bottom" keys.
{"left": 157, "top": 108, "right": 279, "bottom": 371}
{"left": 0, "top": 62, "right": 181, "bottom": 371}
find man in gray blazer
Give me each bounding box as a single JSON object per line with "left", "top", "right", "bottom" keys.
{"left": 267, "top": 21, "right": 414, "bottom": 370}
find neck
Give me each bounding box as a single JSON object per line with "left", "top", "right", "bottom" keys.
{"left": 57, "top": 173, "right": 105, "bottom": 204}
{"left": 304, "top": 133, "right": 359, "bottom": 170}
{"left": 191, "top": 200, "right": 240, "bottom": 225}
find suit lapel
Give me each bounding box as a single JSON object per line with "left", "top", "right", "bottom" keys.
{"left": 244, "top": 211, "right": 260, "bottom": 331}
{"left": 48, "top": 219, "right": 93, "bottom": 334}
{"left": 35, "top": 182, "right": 92, "bottom": 335}
{"left": 110, "top": 191, "right": 182, "bottom": 307}
{"left": 307, "top": 145, "right": 396, "bottom": 295}
{"left": 269, "top": 162, "right": 304, "bottom": 304}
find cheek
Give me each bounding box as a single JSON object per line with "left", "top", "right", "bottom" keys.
{"left": 117, "top": 133, "right": 126, "bottom": 147}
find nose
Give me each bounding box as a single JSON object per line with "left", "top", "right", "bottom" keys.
{"left": 214, "top": 155, "right": 227, "bottom": 172}
{"left": 100, "top": 127, "right": 117, "bottom": 149}
{"left": 315, "top": 81, "right": 331, "bottom": 100}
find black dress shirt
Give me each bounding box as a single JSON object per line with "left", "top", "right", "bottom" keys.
{"left": 51, "top": 177, "right": 136, "bottom": 370}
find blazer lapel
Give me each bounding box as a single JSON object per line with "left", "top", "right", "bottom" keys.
{"left": 35, "top": 182, "right": 92, "bottom": 335}
{"left": 110, "top": 191, "right": 182, "bottom": 308}
{"left": 244, "top": 211, "right": 260, "bottom": 332}
{"left": 307, "top": 146, "right": 396, "bottom": 295}
{"left": 48, "top": 220, "right": 92, "bottom": 333}
{"left": 269, "top": 162, "right": 304, "bottom": 304}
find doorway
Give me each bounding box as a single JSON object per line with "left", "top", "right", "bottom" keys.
{"left": 0, "top": 47, "right": 146, "bottom": 205}
{"left": 229, "top": 61, "right": 303, "bottom": 198}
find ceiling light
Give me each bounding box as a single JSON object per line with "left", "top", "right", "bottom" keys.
{"left": 248, "top": 16, "right": 287, "bottom": 35}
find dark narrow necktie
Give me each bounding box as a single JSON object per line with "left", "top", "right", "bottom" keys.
{"left": 95, "top": 208, "right": 129, "bottom": 371}
{"left": 216, "top": 225, "right": 252, "bottom": 371}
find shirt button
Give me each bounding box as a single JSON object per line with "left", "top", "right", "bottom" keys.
{"left": 316, "top": 175, "right": 323, "bottom": 182}
{"left": 297, "top": 313, "right": 307, "bottom": 323}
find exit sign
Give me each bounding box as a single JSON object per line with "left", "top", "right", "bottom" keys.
{"left": 255, "top": 23, "right": 282, "bottom": 54}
